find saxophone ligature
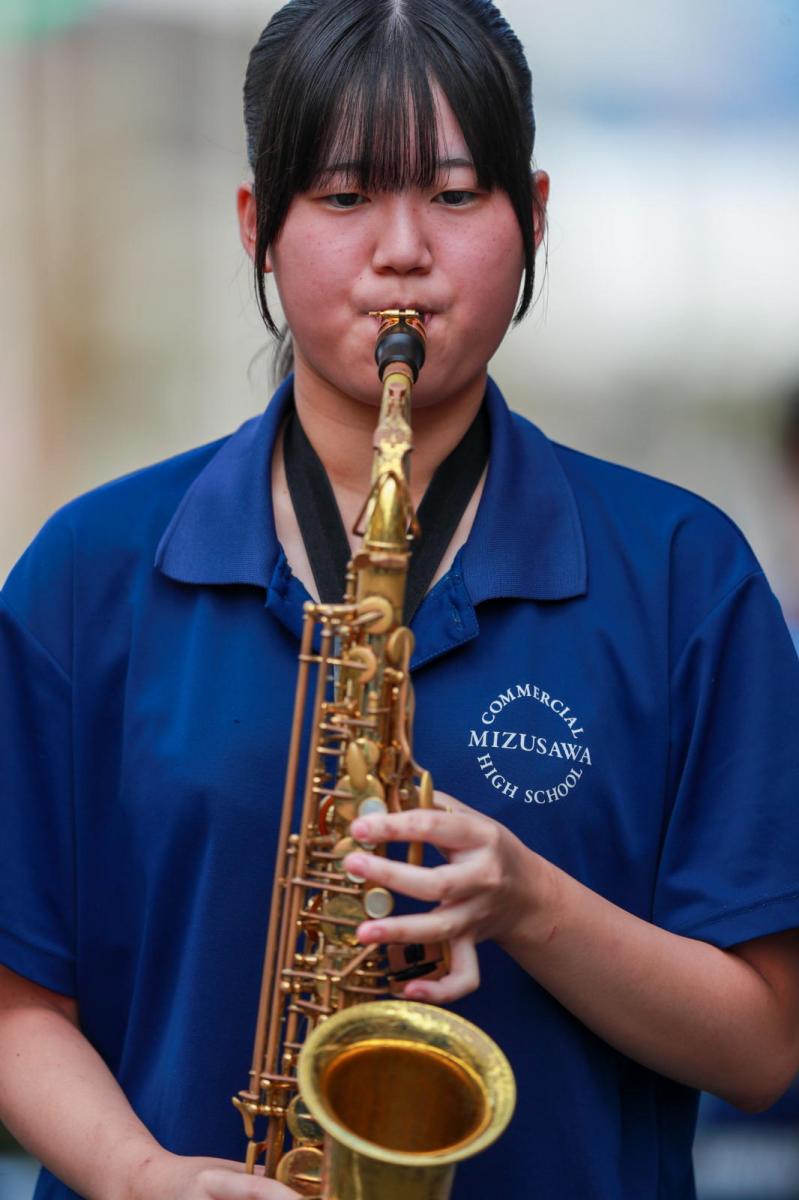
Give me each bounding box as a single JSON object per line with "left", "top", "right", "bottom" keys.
{"left": 233, "top": 310, "right": 515, "bottom": 1200}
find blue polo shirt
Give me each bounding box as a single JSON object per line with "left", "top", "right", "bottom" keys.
{"left": 2, "top": 378, "right": 799, "bottom": 1200}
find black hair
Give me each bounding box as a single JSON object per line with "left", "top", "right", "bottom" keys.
{"left": 243, "top": 0, "right": 543, "bottom": 345}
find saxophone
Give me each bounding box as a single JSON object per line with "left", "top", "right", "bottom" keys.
{"left": 233, "top": 312, "right": 515, "bottom": 1200}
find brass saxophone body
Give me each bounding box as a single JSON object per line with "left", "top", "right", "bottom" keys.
{"left": 233, "top": 312, "right": 515, "bottom": 1199}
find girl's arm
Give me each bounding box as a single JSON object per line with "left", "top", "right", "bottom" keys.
{"left": 497, "top": 865, "right": 799, "bottom": 1113}
{"left": 344, "top": 798, "right": 799, "bottom": 1113}
{"left": 0, "top": 966, "right": 297, "bottom": 1200}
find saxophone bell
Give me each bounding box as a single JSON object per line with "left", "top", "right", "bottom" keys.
{"left": 297, "top": 1000, "right": 515, "bottom": 1200}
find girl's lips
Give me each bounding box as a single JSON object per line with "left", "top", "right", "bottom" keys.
{"left": 365, "top": 309, "right": 437, "bottom": 343}
{"left": 367, "top": 309, "right": 434, "bottom": 324}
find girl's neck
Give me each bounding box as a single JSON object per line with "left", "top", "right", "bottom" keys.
{"left": 290, "top": 359, "right": 488, "bottom": 513}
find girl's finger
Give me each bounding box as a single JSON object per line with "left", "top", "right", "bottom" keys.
{"left": 350, "top": 807, "right": 484, "bottom": 852}
{"left": 343, "top": 852, "right": 472, "bottom": 904}
{"left": 357, "top": 897, "right": 482, "bottom": 947}
{"left": 403, "top": 936, "right": 480, "bottom": 1003}
{"left": 192, "top": 1167, "right": 299, "bottom": 1198}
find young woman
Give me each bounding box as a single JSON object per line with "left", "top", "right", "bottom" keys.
{"left": 2, "top": 3, "right": 798, "bottom": 1199}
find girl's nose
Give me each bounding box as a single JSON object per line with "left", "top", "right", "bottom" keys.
{"left": 371, "top": 196, "right": 433, "bottom": 275}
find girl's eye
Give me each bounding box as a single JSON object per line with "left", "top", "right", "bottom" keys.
{"left": 436, "top": 190, "right": 476, "bottom": 207}
{"left": 326, "top": 193, "right": 366, "bottom": 209}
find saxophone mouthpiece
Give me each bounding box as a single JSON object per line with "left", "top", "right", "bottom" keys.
{"left": 369, "top": 309, "right": 427, "bottom": 382}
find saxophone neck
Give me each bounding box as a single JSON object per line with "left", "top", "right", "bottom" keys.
{"left": 359, "top": 310, "right": 427, "bottom": 555}
{"left": 363, "top": 371, "right": 413, "bottom": 551}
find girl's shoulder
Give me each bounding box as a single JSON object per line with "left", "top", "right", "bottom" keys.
{"left": 44, "top": 434, "right": 233, "bottom": 553}
{"left": 499, "top": 396, "right": 754, "bottom": 564}
{"left": 508, "top": 408, "right": 766, "bottom": 644}
{"left": 2, "top": 429, "right": 240, "bottom": 662}
{"left": 534, "top": 419, "right": 762, "bottom": 585}
{"left": 548, "top": 428, "right": 753, "bottom": 550}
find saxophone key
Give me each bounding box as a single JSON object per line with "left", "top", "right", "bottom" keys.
{"left": 339, "top": 773, "right": 386, "bottom": 802}
{"left": 355, "top": 593, "right": 394, "bottom": 633}
{"left": 331, "top": 836, "right": 365, "bottom": 883}
{"left": 286, "top": 1094, "right": 324, "bottom": 1145}
{"left": 345, "top": 739, "right": 369, "bottom": 791}
{"left": 386, "top": 624, "right": 415, "bottom": 665}
{"left": 355, "top": 736, "right": 380, "bottom": 770}
{"left": 357, "top": 795, "right": 387, "bottom": 820}
{"left": 321, "top": 894, "right": 365, "bottom": 946}
{"left": 345, "top": 747, "right": 380, "bottom": 789}
{"left": 326, "top": 793, "right": 359, "bottom": 836}
{"left": 340, "top": 643, "right": 378, "bottom": 684}
{"left": 327, "top": 774, "right": 385, "bottom": 840}
{"left": 352, "top": 796, "right": 388, "bottom": 851}
{"left": 363, "top": 886, "right": 394, "bottom": 920}
{"left": 275, "top": 1145, "right": 323, "bottom": 1197}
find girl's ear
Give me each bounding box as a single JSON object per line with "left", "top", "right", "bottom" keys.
{"left": 532, "top": 170, "right": 550, "bottom": 251}
{"left": 236, "top": 182, "right": 273, "bottom": 272}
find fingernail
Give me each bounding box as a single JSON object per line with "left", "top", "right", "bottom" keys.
{"left": 358, "top": 922, "right": 382, "bottom": 941}
{"left": 345, "top": 853, "right": 367, "bottom": 872}
{"left": 351, "top": 818, "right": 370, "bottom": 838}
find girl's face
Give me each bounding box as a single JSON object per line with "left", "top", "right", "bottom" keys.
{"left": 241, "top": 89, "right": 547, "bottom": 411}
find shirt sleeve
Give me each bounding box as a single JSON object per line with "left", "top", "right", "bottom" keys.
{"left": 653, "top": 569, "right": 799, "bottom": 948}
{"left": 0, "top": 594, "right": 76, "bottom": 995}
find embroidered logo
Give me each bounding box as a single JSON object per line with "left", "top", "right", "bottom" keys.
{"left": 468, "top": 682, "right": 592, "bottom": 805}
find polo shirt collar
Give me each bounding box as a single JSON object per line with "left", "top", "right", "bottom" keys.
{"left": 463, "top": 377, "right": 587, "bottom": 603}
{"left": 155, "top": 377, "right": 291, "bottom": 588}
{"left": 155, "top": 374, "right": 586, "bottom": 605}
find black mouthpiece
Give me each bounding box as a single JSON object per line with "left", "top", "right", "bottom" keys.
{"left": 375, "top": 318, "right": 427, "bottom": 382}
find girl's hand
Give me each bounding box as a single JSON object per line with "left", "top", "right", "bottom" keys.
{"left": 345, "top": 791, "right": 553, "bottom": 1003}
{"left": 133, "top": 1152, "right": 299, "bottom": 1200}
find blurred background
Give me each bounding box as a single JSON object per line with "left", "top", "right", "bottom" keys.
{"left": 1, "top": 0, "right": 798, "bottom": 1197}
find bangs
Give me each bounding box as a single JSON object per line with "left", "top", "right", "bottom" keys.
{"left": 304, "top": 70, "right": 443, "bottom": 196}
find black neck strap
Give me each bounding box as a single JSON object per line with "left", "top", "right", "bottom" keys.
{"left": 282, "top": 397, "right": 490, "bottom": 624}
